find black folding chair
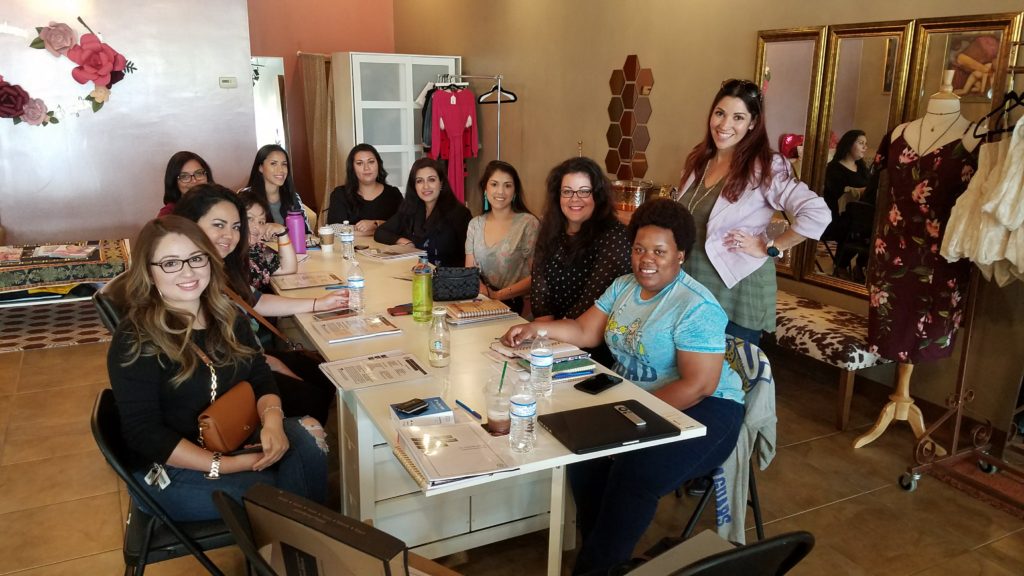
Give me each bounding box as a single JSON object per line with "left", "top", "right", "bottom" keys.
{"left": 668, "top": 531, "right": 814, "bottom": 576}
{"left": 92, "top": 291, "right": 121, "bottom": 333}
{"left": 91, "top": 389, "right": 234, "bottom": 575}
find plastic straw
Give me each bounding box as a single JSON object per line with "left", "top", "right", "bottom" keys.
{"left": 498, "top": 361, "right": 508, "bottom": 393}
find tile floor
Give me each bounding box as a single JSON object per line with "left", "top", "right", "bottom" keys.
{"left": 0, "top": 343, "right": 1020, "bottom": 575}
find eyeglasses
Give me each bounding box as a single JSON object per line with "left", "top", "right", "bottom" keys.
{"left": 177, "top": 169, "right": 209, "bottom": 183}
{"left": 721, "top": 78, "right": 763, "bottom": 101}
{"left": 560, "top": 188, "right": 593, "bottom": 199}
{"left": 150, "top": 254, "right": 210, "bottom": 273}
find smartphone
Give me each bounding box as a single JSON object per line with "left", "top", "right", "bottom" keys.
{"left": 228, "top": 445, "right": 264, "bottom": 455}
{"left": 313, "top": 308, "right": 356, "bottom": 321}
{"left": 388, "top": 303, "right": 413, "bottom": 316}
{"left": 574, "top": 373, "right": 624, "bottom": 395}
{"left": 395, "top": 397, "right": 429, "bottom": 415}
{"left": 355, "top": 244, "right": 369, "bottom": 251}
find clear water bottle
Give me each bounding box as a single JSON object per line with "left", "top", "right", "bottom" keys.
{"left": 428, "top": 307, "right": 450, "bottom": 367}
{"left": 509, "top": 372, "right": 536, "bottom": 453}
{"left": 285, "top": 210, "right": 306, "bottom": 255}
{"left": 530, "top": 329, "right": 554, "bottom": 397}
{"left": 339, "top": 220, "right": 355, "bottom": 259}
{"left": 346, "top": 259, "right": 364, "bottom": 311}
{"left": 412, "top": 257, "right": 433, "bottom": 323}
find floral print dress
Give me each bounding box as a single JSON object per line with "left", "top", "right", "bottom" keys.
{"left": 866, "top": 129, "right": 978, "bottom": 363}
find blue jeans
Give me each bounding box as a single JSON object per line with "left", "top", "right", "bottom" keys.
{"left": 726, "top": 321, "right": 762, "bottom": 346}
{"left": 568, "top": 396, "right": 744, "bottom": 575}
{"left": 131, "top": 418, "right": 328, "bottom": 522}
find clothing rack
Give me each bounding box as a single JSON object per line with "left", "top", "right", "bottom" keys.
{"left": 436, "top": 73, "right": 509, "bottom": 159}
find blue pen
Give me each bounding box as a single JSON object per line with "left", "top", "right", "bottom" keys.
{"left": 324, "top": 284, "right": 348, "bottom": 290}
{"left": 455, "top": 399, "right": 482, "bottom": 420}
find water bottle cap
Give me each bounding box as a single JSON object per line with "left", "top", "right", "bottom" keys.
{"left": 537, "top": 329, "right": 548, "bottom": 337}
{"left": 288, "top": 210, "right": 302, "bottom": 215}
{"left": 432, "top": 307, "right": 447, "bottom": 315}
{"left": 342, "top": 220, "right": 349, "bottom": 224}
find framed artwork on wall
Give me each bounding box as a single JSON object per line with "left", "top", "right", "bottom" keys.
{"left": 881, "top": 37, "right": 898, "bottom": 94}
{"left": 943, "top": 31, "right": 1002, "bottom": 102}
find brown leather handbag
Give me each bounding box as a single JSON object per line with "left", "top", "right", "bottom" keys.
{"left": 193, "top": 343, "right": 260, "bottom": 453}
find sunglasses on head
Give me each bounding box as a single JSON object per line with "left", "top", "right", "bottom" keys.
{"left": 721, "top": 78, "right": 763, "bottom": 101}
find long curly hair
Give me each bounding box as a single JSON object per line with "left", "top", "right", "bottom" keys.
{"left": 534, "top": 156, "right": 616, "bottom": 268}
{"left": 681, "top": 79, "right": 774, "bottom": 203}
{"left": 108, "top": 216, "right": 258, "bottom": 386}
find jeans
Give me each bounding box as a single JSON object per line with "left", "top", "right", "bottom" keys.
{"left": 131, "top": 417, "right": 328, "bottom": 522}
{"left": 568, "top": 396, "right": 744, "bottom": 575}
{"left": 726, "top": 321, "right": 763, "bottom": 346}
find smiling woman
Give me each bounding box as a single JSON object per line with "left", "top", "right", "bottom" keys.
{"left": 242, "top": 144, "right": 310, "bottom": 231}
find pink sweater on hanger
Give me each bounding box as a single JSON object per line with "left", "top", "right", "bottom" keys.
{"left": 430, "top": 88, "right": 478, "bottom": 203}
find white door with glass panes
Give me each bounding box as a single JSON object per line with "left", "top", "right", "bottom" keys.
{"left": 348, "top": 53, "right": 460, "bottom": 191}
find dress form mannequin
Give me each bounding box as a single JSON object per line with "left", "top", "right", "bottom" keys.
{"left": 855, "top": 70, "right": 977, "bottom": 451}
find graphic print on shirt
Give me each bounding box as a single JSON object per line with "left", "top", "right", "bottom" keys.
{"left": 605, "top": 316, "right": 657, "bottom": 383}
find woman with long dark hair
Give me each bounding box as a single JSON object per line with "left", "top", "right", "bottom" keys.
{"left": 326, "top": 144, "right": 403, "bottom": 234}
{"left": 465, "top": 160, "right": 539, "bottom": 315}
{"left": 242, "top": 144, "right": 309, "bottom": 231}
{"left": 158, "top": 151, "right": 213, "bottom": 217}
{"left": 375, "top": 157, "right": 472, "bottom": 267}
{"left": 105, "top": 216, "right": 326, "bottom": 521}
{"left": 824, "top": 129, "right": 872, "bottom": 220}
{"left": 675, "top": 79, "right": 830, "bottom": 344}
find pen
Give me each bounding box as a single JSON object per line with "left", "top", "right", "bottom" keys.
{"left": 324, "top": 284, "right": 349, "bottom": 290}
{"left": 455, "top": 399, "right": 482, "bottom": 420}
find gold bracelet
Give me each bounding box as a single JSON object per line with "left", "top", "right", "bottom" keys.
{"left": 261, "top": 405, "right": 284, "bottom": 422}
{"left": 277, "top": 239, "right": 291, "bottom": 246}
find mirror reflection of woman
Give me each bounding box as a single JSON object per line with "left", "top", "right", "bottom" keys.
{"left": 824, "top": 130, "right": 872, "bottom": 224}
{"left": 327, "top": 144, "right": 403, "bottom": 235}
{"left": 464, "top": 161, "right": 539, "bottom": 315}
{"left": 675, "top": 79, "right": 830, "bottom": 344}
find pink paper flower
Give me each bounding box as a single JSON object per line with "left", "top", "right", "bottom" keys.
{"left": 0, "top": 79, "right": 30, "bottom": 118}
{"left": 38, "top": 22, "right": 77, "bottom": 57}
{"left": 20, "top": 98, "right": 47, "bottom": 125}
{"left": 67, "top": 33, "right": 127, "bottom": 87}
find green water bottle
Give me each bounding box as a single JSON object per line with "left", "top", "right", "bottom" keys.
{"left": 412, "top": 257, "right": 433, "bottom": 323}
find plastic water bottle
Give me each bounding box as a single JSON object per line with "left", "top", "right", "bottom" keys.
{"left": 285, "top": 210, "right": 306, "bottom": 255}
{"left": 428, "top": 306, "right": 450, "bottom": 367}
{"left": 339, "top": 220, "right": 355, "bottom": 259}
{"left": 346, "top": 259, "right": 364, "bottom": 311}
{"left": 509, "top": 372, "right": 536, "bottom": 453}
{"left": 530, "top": 329, "right": 554, "bottom": 397}
{"left": 412, "top": 257, "right": 433, "bottom": 323}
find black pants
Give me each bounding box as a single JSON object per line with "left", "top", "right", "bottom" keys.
{"left": 269, "top": 350, "right": 335, "bottom": 424}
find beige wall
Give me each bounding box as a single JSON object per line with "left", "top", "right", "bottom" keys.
{"left": 393, "top": 0, "right": 1024, "bottom": 428}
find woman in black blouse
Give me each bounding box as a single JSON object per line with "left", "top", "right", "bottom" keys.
{"left": 105, "top": 216, "right": 326, "bottom": 521}
{"left": 375, "top": 157, "right": 471, "bottom": 267}
{"left": 823, "top": 130, "right": 871, "bottom": 231}
{"left": 532, "top": 157, "right": 630, "bottom": 363}
{"left": 326, "top": 144, "right": 403, "bottom": 234}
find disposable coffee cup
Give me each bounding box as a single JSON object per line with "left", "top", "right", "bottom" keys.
{"left": 318, "top": 227, "right": 335, "bottom": 252}
{"left": 485, "top": 379, "right": 511, "bottom": 436}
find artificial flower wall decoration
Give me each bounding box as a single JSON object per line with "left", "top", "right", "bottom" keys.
{"left": 0, "top": 17, "right": 136, "bottom": 127}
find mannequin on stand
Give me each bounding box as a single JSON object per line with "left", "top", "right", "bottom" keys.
{"left": 855, "top": 70, "right": 981, "bottom": 450}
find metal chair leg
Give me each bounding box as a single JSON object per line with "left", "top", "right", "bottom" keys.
{"left": 748, "top": 459, "right": 765, "bottom": 541}
{"left": 681, "top": 476, "right": 714, "bottom": 540}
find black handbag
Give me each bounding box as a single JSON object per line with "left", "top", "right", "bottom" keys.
{"left": 432, "top": 267, "right": 480, "bottom": 301}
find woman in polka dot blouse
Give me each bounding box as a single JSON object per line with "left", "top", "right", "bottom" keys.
{"left": 532, "top": 157, "right": 631, "bottom": 365}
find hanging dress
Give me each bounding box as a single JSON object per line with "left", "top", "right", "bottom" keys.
{"left": 866, "top": 127, "right": 979, "bottom": 363}
{"left": 430, "top": 88, "right": 478, "bottom": 203}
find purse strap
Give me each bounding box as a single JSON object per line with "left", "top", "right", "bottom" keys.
{"left": 222, "top": 287, "right": 298, "bottom": 348}
{"left": 189, "top": 342, "right": 219, "bottom": 404}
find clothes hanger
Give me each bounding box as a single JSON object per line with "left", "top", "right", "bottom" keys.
{"left": 973, "top": 90, "right": 1022, "bottom": 139}
{"left": 478, "top": 84, "right": 517, "bottom": 104}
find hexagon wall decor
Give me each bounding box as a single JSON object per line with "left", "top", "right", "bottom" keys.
{"left": 607, "top": 55, "right": 653, "bottom": 179}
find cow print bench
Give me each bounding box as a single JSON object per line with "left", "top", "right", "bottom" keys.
{"left": 772, "top": 291, "right": 891, "bottom": 430}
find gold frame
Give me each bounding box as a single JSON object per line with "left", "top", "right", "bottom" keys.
{"left": 801, "top": 20, "right": 914, "bottom": 297}
{"left": 882, "top": 37, "right": 898, "bottom": 94}
{"left": 755, "top": 26, "right": 827, "bottom": 279}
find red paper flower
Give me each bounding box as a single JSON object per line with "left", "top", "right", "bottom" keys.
{"left": 0, "top": 78, "right": 30, "bottom": 118}
{"left": 66, "top": 33, "right": 126, "bottom": 87}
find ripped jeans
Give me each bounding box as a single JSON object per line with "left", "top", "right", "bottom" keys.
{"left": 131, "top": 417, "right": 329, "bottom": 522}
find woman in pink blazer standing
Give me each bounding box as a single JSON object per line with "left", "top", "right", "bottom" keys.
{"left": 675, "top": 79, "right": 830, "bottom": 344}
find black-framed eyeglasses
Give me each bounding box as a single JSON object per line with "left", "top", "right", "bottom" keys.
{"left": 177, "top": 169, "right": 209, "bottom": 183}
{"left": 560, "top": 188, "right": 593, "bottom": 199}
{"left": 150, "top": 254, "right": 210, "bottom": 273}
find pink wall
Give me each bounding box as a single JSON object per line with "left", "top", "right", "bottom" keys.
{"left": 247, "top": 0, "right": 395, "bottom": 209}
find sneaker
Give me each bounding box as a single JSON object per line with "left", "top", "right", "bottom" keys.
{"left": 685, "top": 477, "right": 711, "bottom": 497}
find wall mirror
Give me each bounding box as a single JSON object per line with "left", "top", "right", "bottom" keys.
{"left": 755, "top": 27, "right": 826, "bottom": 277}
{"left": 906, "top": 14, "right": 1020, "bottom": 126}
{"left": 802, "top": 21, "right": 913, "bottom": 295}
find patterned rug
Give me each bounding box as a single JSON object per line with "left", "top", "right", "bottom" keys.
{"left": 0, "top": 300, "right": 111, "bottom": 353}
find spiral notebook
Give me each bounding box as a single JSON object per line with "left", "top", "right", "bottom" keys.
{"left": 445, "top": 300, "right": 511, "bottom": 319}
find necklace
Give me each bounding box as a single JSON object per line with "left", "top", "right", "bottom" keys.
{"left": 916, "top": 114, "right": 961, "bottom": 157}
{"left": 688, "top": 158, "right": 720, "bottom": 212}
{"left": 924, "top": 108, "right": 960, "bottom": 130}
